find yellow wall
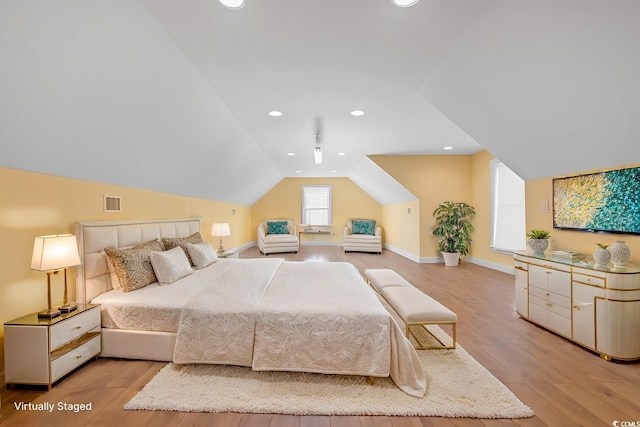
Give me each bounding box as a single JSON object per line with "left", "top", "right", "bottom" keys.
{"left": 0, "top": 166, "right": 250, "bottom": 378}
{"left": 525, "top": 163, "right": 640, "bottom": 260}
{"left": 381, "top": 199, "right": 420, "bottom": 258}
{"left": 251, "top": 177, "right": 382, "bottom": 244}
{"left": 369, "top": 155, "right": 473, "bottom": 258}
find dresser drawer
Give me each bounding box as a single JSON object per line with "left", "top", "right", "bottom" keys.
{"left": 51, "top": 334, "right": 101, "bottom": 382}
{"left": 50, "top": 307, "right": 100, "bottom": 350}
{"left": 573, "top": 273, "right": 605, "bottom": 287}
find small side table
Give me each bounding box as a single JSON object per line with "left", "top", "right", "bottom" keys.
{"left": 4, "top": 304, "right": 101, "bottom": 389}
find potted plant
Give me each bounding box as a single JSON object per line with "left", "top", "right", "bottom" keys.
{"left": 432, "top": 201, "right": 475, "bottom": 266}
{"left": 527, "top": 229, "right": 551, "bottom": 254}
{"left": 593, "top": 243, "right": 611, "bottom": 265}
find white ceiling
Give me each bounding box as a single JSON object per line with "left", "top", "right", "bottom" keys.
{"left": 1, "top": 0, "right": 639, "bottom": 205}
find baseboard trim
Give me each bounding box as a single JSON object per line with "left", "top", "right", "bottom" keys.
{"left": 236, "top": 241, "right": 514, "bottom": 275}
{"left": 466, "top": 257, "right": 515, "bottom": 275}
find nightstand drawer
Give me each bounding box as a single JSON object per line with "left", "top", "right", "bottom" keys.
{"left": 50, "top": 307, "right": 100, "bottom": 350}
{"left": 51, "top": 333, "right": 101, "bottom": 382}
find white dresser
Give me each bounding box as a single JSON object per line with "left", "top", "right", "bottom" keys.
{"left": 514, "top": 251, "right": 640, "bottom": 361}
{"left": 4, "top": 304, "right": 101, "bottom": 388}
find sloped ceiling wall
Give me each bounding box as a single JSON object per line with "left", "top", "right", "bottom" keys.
{"left": 0, "top": 0, "right": 282, "bottom": 205}
{"left": 421, "top": 0, "right": 640, "bottom": 180}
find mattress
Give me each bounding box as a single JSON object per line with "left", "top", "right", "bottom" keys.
{"left": 91, "top": 259, "right": 236, "bottom": 332}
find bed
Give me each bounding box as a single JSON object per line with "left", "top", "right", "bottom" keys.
{"left": 75, "top": 218, "right": 426, "bottom": 396}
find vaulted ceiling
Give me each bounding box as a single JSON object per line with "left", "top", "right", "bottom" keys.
{"left": 1, "top": 0, "right": 639, "bottom": 206}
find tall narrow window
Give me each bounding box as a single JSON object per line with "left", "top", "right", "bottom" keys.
{"left": 491, "top": 160, "right": 526, "bottom": 253}
{"left": 302, "top": 185, "right": 332, "bottom": 226}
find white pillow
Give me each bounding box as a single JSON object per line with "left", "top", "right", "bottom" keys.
{"left": 150, "top": 247, "right": 193, "bottom": 285}
{"left": 186, "top": 242, "right": 219, "bottom": 269}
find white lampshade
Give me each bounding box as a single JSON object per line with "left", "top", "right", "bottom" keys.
{"left": 211, "top": 223, "right": 231, "bottom": 237}
{"left": 314, "top": 146, "right": 322, "bottom": 165}
{"left": 31, "top": 234, "right": 81, "bottom": 272}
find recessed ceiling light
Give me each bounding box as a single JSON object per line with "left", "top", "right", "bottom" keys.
{"left": 332, "top": 170, "right": 337, "bottom": 173}
{"left": 287, "top": 152, "right": 295, "bottom": 156}
{"left": 391, "top": 0, "right": 419, "bottom": 7}
{"left": 268, "top": 110, "right": 282, "bottom": 117}
{"left": 295, "top": 170, "right": 301, "bottom": 174}
{"left": 350, "top": 110, "right": 365, "bottom": 117}
{"left": 337, "top": 152, "right": 346, "bottom": 156}
{"left": 219, "top": 0, "right": 245, "bottom": 9}
{"left": 443, "top": 146, "right": 453, "bottom": 150}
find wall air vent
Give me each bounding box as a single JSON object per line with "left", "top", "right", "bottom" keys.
{"left": 103, "top": 195, "right": 122, "bottom": 213}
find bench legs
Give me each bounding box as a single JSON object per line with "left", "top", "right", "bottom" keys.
{"left": 406, "top": 321, "right": 457, "bottom": 350}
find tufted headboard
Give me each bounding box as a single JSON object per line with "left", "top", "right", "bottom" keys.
{"left": 75, "top": 218, "right": 201, "bottom": 304}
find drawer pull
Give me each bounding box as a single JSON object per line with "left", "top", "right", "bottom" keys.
{"left": 573, "top": 305, "right": 581, "bottom": 310}
{"left": 73, "top": 326, "right": 82, "bottom": 330}
{"left": 76, "top": 355, "right": 82, "bottom": 359}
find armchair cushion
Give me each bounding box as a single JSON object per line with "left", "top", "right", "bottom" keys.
{"left": 351, "top": 219, "right": 376, "bottom": 235}
{"left": 267, "top": 221, "right": 289, "bottom": 235}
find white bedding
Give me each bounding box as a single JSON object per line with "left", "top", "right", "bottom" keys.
{"left": 92, "top": 258, "right": 426, "bottom": 397}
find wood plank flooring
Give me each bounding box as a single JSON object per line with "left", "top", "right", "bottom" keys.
{"left": 2, "top": 246, "right": 639, "bottom": 426}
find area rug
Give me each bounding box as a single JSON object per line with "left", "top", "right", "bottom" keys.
{"left": 125, "top": 326, "right": 534, "bottom": 418}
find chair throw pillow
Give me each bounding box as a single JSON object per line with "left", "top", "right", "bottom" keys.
{"left": 352, "top": 219, "right": 376, "bottom": 235}
{"left": 267, "top": 221, "right": 289, "bottom": 235}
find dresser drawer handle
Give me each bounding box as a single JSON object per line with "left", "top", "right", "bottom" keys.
{"left": 73, "top": 326, "right": 82, "bottom": 330}
{"left": 76, "top": 355, "right": 82, "bottom": 359}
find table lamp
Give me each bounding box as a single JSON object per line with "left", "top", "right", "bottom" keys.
{"left": 31, "top": 234, "right": 81, "bottom": 318}
{"left": 211, "top": 223, "right": 231, "bottom": 255}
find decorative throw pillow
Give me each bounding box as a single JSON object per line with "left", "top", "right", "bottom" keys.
{"left": 352, "top": 219, "right": 376, "bottom": 235}
{"left": 104, "top": 239, "right": 164, "bottom": 292}
{"left": 150, "top": 247, "right": 193, "bottom": 285}
{"left": 186, "top": 242, "right": 219, "bottom": 269}
{"left": 162, "top": 232, "right": 204, "bottom": 266}
{"left": 267, "top": 221, "right": 289, "bottom": 234}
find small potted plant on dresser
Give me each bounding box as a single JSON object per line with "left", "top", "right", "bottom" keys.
{"left": 527, "top": 229, "right": 551, "bottom": 254}
{"left": 432, "top": 201, "right": 475, "bottom": 266}
{"left": 593, "top": 243, "right": 611, "bottom": 266}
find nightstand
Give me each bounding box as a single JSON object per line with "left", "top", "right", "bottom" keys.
{"left": 4, "top": 304, "right": 101, "bottom": 389}
{"left": 219, "top": 251, "right": 239, "bottom": 259}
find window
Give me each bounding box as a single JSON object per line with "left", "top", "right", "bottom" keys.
{"left": 301, "top": 185, "right": 332, "bottom": 226}
{"left": 490, "top": 159, "right": 526, "bottom": 253}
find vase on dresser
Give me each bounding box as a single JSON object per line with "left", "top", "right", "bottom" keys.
{"left": 593, "top": 245, "right": 611, "bottom": 266}
{"left": 609, "top": 241, "right": 631, "bottom": 267}
{"left": 527, "top": 238, "right": 549, "bottom": 254}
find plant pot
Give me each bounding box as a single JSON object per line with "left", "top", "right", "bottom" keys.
{"left": 527, "top": 238, "right": 549, "bottom": 254}
{"left": 593, "top": 248, "right": 611, "bottom": 265}
{"left": 442, "top": 251, "right": 460, "bottom": 267}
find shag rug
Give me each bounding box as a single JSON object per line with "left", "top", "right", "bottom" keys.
{"left": 125, "top": 325, "right": 534, "bottom": 418}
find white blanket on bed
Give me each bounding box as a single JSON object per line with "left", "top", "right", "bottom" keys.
{"left": 172, "top": 259, "right": 426, "bottom": 397}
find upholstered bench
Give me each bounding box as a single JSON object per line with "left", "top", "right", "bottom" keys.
{"left": 364, "top": 268, "right": 413, "bottom": 293}
{"left": 364, "top": 268, "right": 457, "bottom": 350}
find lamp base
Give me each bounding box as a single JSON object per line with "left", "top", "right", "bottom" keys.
{"left": 38, "top": 308, "right": 61, "bottom": 319}
{"left": 59, "top": 302, "right": 78, "bottom": 313}
{"left": 217, "top": 245, "right": 225, "bottom": 255}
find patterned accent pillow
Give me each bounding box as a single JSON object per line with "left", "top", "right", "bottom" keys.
{"left": 162, "top": 232, "right": 204, "bottom": 265}
{"left": 352, "top": 220, "right": 376, "bottom": 235}
{"left": 267, "top": 221, "right": 289, "bottom": 235}
{"left": 186, "top": 242, "right": 219, "bottom": 269}
{"left": 150, "top": 247, "right": 194, "bottom": 285}
{"left": 104, "top": 239, "right": 164, "bottom": 292}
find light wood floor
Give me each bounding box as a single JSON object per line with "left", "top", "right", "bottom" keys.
{"left": 2, "top": 246, "right": 639, "bottom": 426}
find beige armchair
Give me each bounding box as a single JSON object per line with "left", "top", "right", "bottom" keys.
{"left": 257, "top": 219, "right": 299, "bottom": 255}
{"left": 343, "top": 219, "right": 382, "bottom": 254}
